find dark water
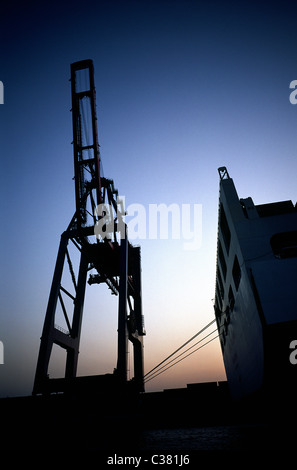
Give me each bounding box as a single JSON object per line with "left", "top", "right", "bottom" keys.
{"left": 139, "top": 423, "right": 295, "bottom": 451}
{"left": 1, "top": 395, "right": 295, "bottom": 452}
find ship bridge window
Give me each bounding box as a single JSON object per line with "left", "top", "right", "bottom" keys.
{"left": 270, "top": 231, "right": 297, "bottom": 259}
{"left": 219, "top": 203, "right": 231, "bottom": 253}
{"left": 232, "top": 255, "right": 241, "bottom": 290}
{"left": 218, "top": 240, "right": 227, "bottom": 279}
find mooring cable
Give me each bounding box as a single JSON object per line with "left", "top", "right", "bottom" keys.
{"left": 144, "top": 317, "right": 218, "bottom": 381}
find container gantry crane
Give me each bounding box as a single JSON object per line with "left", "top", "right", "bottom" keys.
{"left": 33, "top": 60, "right": 145, "bottom": 396}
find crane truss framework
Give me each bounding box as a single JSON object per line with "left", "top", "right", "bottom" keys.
{"left": 33, "top": 60, "right": 145, "bottom": 396}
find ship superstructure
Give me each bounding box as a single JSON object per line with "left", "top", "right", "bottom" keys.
{"left": 214, "top": 167, "right": 297, "bottom": 399}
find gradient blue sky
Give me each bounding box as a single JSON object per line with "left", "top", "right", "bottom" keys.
{"left": 1, "top": 0, "right": 297, "bottom": 397}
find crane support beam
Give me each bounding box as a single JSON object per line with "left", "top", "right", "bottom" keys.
{"left": 116, "top": 227, "right": 129, "bottom": 382}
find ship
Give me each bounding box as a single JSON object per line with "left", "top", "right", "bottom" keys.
{"left": 214, "top": 167, "right": 297, "bottom": 401}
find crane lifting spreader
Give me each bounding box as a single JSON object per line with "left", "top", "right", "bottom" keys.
{"left": 33, "top": 60, "right": 145, "bottom": 397}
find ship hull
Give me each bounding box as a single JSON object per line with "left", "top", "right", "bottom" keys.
{"left": 214, "top": 168, "right": 297, "bottom": 401}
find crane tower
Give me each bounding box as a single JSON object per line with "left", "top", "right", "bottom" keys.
{"left": 33, "top": 60, "right": 145, "bottom": 396}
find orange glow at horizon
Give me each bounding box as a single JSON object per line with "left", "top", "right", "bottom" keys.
{"left": 144, "top": 336, "right": 226, "bottom": 393}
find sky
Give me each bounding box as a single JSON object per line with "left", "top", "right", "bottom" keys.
{"left": 1, "top": 0, "right": 297, "bottom": 397}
